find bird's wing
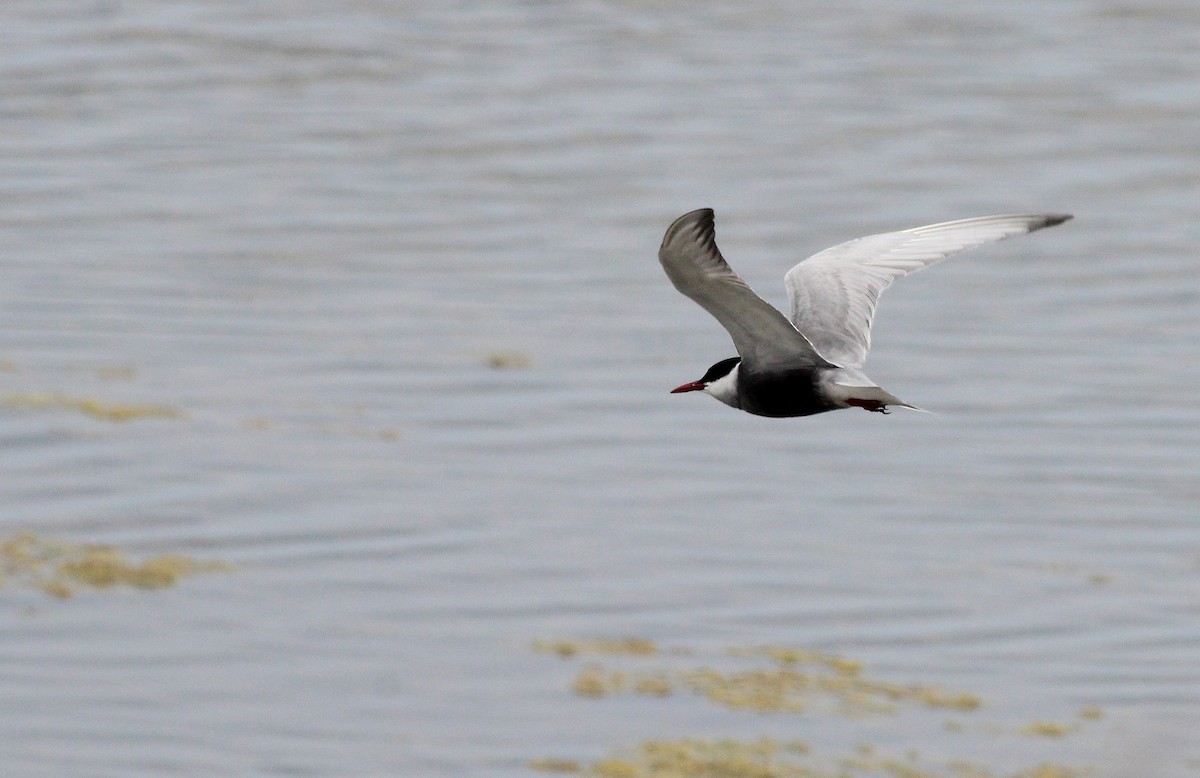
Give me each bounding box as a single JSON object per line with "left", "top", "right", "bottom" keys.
{"left": 660, "top": 209, "right": 834, "bottom": 369}
{"left": 784, "top": 213, "right": 1072, "bottom": 368}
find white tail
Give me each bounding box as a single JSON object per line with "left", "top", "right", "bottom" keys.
{"left": 823, "top": 370, "right": 930, "bottom": 414}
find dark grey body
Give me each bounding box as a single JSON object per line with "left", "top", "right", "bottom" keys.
{"left": 736, "top": 365, "right": 838, "bottom": 418}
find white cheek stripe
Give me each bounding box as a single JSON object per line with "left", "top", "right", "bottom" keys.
{"left": 702, "top": 363, "right": 741, "bottom": 407}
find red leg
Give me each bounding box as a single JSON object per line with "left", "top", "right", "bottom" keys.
{"left": 845, "top": 398, "right": 890, "bottom": 414}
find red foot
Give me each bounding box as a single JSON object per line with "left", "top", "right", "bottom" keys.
{"left": 845, "top": 398, "right": 890, "bottom": 414}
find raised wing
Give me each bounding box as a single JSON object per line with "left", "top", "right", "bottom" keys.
{"left": 659, "top": 209, "right": 833, "bottom": 370}
{"left": 784, "top": 213, "right": 1072, "bottom": 368}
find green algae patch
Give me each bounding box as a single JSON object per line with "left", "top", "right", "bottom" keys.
{"left": 730, "top": 645, "right": 863, "bottom": 676}
{"left": 95, "top": 365, "right": 138, "bottom": 380}
{"left": 1, "top": 532, "right": 230, "bottom": 598}
{"left": 555, "top": 739, "right": 1082, "bottom": 778}
{"left": 593, "top": 738, "right": 811, "bottom": 778}
{"left": 1017, "top": 767, "right": 1084, "bottom": 778}
{"left": 531, "top": 639, "right": 1093, "bottom": 778}
{"left": 540, "top": 638, "right": 979, "bottom": 717}
{"left": 485, "top": 351, "right": 533, "bottom": 369}
{"left": 2, "top": 393, "right": 183, "bottom": 422}
{"left": 530, "top": 639, "right": 1097, "bottom": 778}
{"left": 550, "top": 738, "right": 1082, "bottom": 778}
{"left": 572, "top": 664, "right": 621, "bottom": 697}
{"left": 569, "top": 664, "right": 673, "bottom": 699}
{"left": 679, "top": 666, "right": 979, "bottom": 716}
{"left": 57, "top": 550, "right": 216, "bottom": 590}
{"left": 530, "top": 758, "right": 583, "bottom": 773}
{"left": 533, "top": 638, "right": 660, "bottom": 659}
{"left": 1018, "top": 721, "right": 1074, "bottom": 738}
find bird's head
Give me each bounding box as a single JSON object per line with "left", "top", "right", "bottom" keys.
{"left": 670, "top": 357, "right": 741, "bottom": 405}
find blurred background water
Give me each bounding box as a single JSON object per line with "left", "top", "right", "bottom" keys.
{"left": 1, "top": 1, "right": 1198, "bottom": 775}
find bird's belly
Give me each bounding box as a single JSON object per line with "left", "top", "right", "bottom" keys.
{"left": 739, "top": 370, "right": 837, "bottom": 418}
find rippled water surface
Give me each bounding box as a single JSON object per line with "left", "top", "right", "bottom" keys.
{"left": 2, "top": 1, "right": 1199, "bottom": 775}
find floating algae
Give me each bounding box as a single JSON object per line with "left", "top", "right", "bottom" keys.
{"left": 532, "top": 737, "right": 1083, "bottom": 778}
{"left": 95, "top": 365, "right": 138, "bottom": 380}
{"left": 1016, "top": 709, "right": 1105, "bottom": 738}
{"left": 569, "top": 665, "right": 672, "bottom": 699}
{"left": 485, "top": 351, "right": 533, "bottom": 369}
{"left": 530, "top": 759, "right": 583, "bottom": 773}
{"left": 531, "top": 639, "right": 1089, "bottom": 778}
{"left": 2, "top": 393, "right": 183, "bottom": 422}
{"left": 731, "top": 645, "right": 863, "bottom": 676}
{"left": 679, "top": 664, "right": 979, "bottom": 716}
{"left": 572, "top": 664, "right": 623, "bottom": 697}
{"left": 533, "top": 638, "right": 659, "bottom": 659}
{"left": 1, "top": 532, "right": 229, "bottom": 598}
{"left": 1018, "top": 721, "right": 1074, "bottom": 738}
{"left": 592, "top": 738, "right": 811, "bottom": 778}
{"left": 236, "top": 399, "right": 403, "bottom": 441}
{"left": 1018, "top": 767, "right": 1083, "bottom": 778}
{"left": 543, "top": 639, "right": 979, "bottom": 716}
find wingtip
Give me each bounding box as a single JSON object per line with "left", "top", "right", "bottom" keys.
{"left": 667, "top": 207, "right": 715, "bottom": 231}
{"left": 661, "top": 208, "right": 717, "bottom": 251}
{"left": 1039, "top": 213, "right": 1073, "bottom": 229}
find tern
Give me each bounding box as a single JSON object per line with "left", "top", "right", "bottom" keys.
{"left": 660, "top": 208, "right": 1071, "bottom": 417}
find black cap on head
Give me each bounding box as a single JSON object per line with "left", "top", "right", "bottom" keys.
{"left": 699, "top": 357, "right": 741, "bottom": 384}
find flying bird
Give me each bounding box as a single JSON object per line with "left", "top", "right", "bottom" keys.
{"left": 659, "top": 208, "right": 1071, "bottom": 417}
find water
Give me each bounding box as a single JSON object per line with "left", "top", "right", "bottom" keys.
{"left": 2, "top": 1, "right": 1199, "bottom": 775}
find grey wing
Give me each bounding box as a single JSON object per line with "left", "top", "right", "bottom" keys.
{"left": 784, "top": 213, "right": 1072, "bottom": 368}
{"left": 659, "top": 209, "right": 833, "bottom": 369}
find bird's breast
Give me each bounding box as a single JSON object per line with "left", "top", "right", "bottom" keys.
{"left": 737, "top": 367, "right": 838, "bottom": 418}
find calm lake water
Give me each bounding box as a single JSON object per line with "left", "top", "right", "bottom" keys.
{"left": 2, "top": 1, "right": 1199, "bottom": 775}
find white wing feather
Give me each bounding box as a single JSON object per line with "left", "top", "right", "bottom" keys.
{"left": 659, "top": 209, "right": 833, "bottom": 370}
{"left": 784, "top": 213, "right": 1072, "bottom": 368}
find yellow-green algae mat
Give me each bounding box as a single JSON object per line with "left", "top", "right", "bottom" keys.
{"left": 1, "top": 532, "right": 230, "bottom": 599}
{"left": 2, "top": 393, "right": 184, "bottom": 422}
{"left": 529, "top": 638, "right": 1095, "bottom": 778}
{"left": 2, "top": 390, "right": 403, "bottom": 440}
